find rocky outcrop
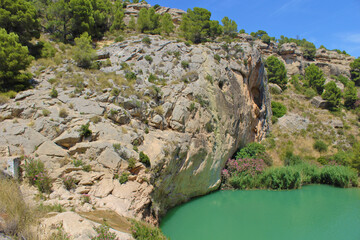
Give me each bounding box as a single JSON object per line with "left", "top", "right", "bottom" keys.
{"left": 0, "top": 34, "right": 271, "bottom": 227}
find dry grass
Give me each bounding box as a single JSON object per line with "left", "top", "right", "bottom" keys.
{"left": 0, "top": 177, "right": 36, "bottom": 238}
{"left": 78, "top": 210, "right": 132, "bottom": 234}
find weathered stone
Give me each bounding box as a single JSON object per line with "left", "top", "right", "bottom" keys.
{"left": 277, "top": 113, "right": 310, "bottom": 132}
{"left": 97, "top": 148, "right": 122, "bottom": 169}
{"left": 89, "top": 178, "right": 114, "bottom": 198}
{"left": 54, "top": 127, "right": 81, "bottom": 148}
{"left": 35, "top": 141, "right": 68, "bottom": 157}
{"left": 69, "top": 98, "right": 104, "bottom": 115}
{"left": 269, "top": 83, "right": 283, "bottom": 93}
{"left": 311, "top": 96, "right": 329, "bottom": 109}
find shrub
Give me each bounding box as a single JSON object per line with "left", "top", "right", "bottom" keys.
{"left": 313, "top": 140, "right": 328, "bottom": 153}
{"left": 131, "top": 220, "right": 167, "bottom": 240}
{"left": 260, "top": 167, "right": 301, "bottom": 190}
{"left": 42, "top": 109, "right": 51, "bottom": 116}
{"left": 119, "top": 172, "right": 130, "bottom": 184}
{"left": 321, "top": 81, "right": 342, "bottom": 111}
{"left": 62, "top": 176, "right": 76, "bottom": 190}
{"left": 181, "top": 61, "right": 189, "bottom": 69}
{"left": 139, "top": 151, "right": 150, "bottom": 167}
{"left": 180, "top": 7, "right": 223, "bottom": 43}
{"left": 320, "top": 166, "right": 358, "bottom": 187}
{"left": 265, "top": 56, "right": 287, "bottom": 90}
{"left": 41, "top": 42, "right": 57, "bottom": 58}
{"left": 145, "top": 55, "right": 153, "bottom": 63}
{"left": 72, "top": 158, "right": 83, "bottom": 167}
{"left": 227, "top": 158, "right": 266, "bottom": 177}
{"left": 125, "top": 72, "right": 137, "bottom": 81}
{"left": 284, "top": 151, "right": 303, "bottom": 166}
{"left": 72, "top": 32, "right": 96, "bottom": 69}
{"left": 91, "top": 224, "right": 118, "bottom": 240}
{"left": 214, "top": 54, "right": 221, "bottom": 62}
{"left": 59, "top": 108, "right": 68, "bottom": 118}
{"left": 344, "top": 81, "right": 357, "bottom": 108}
{"left": 271, "top": 101, "right": 287, "bottom": 118}
{"left": 49, "top": 87, "right": 58, "bottom": 98}
{"left": 79, "top": 123, "right": 92, "bottom": 138}
{"left": 23, "top": 157, "right": 52, "bottom": 193}
{"left": 82, "top": 164, "right": 92, "bottom": 172}
{"left": 305, "top": 64, "right": 326, "bottom": 94}
{"left": 350, "top": 57, "right": 360, "bottom": 85}
{"left": 128, "top": 157, "right": 136, "bottom": 169}
{"left": 235, "top": 142, "right": 272, "bottom": 166}
{"left": 304, "top": 88, "right": 317, "bottom": 99}
{"left": 142, "top": 37, "right": 151, "bottom": 45}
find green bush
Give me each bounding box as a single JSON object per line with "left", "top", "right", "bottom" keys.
{"left": 41, "top": 42, "right": 57, "bottom": 58}
{"left": 214, "top": 54, "right": 221, "bottom": 62}
{"left": 344, "top": 81, "right": 357, "bottom": 108}
{"left": 142, "top": 37, "right": 151, "bottom": 45}
{"left": 320, "top": 166, "right": 358, "bottom": 187}
{"left": 313, "top": 140, "right": 328, "bottom": 153}
{"left": 72, "top": 32, "right": 96, "bottom": 69}
{"left": 260, "top": 167, "right": 301, "bottom": 190}
{"left": 125, "top": 72, "right": 137, "bottom": 81}
{"left": 229, "top": 174, "right": 259, "bottom": 189}
{"left": 284, "top": 151, "right": 303, "bottom": 166}
{"left": 265, "top": 56, "right": 287, "bottom": 90}
{"left": 321, "top": 81, "right": 342, "bottom": 111}
{"left": 145, "top": 55, "right": 153, "bottom": 63}
{"left": 91, "top": 224, "right": 118, "bottom": 240}
{"left": 181, "top": 61, "right": 189, "bottom": 69}
{"left": 235, "top": 142, "right": 272, "bottom": 166}
{"left": 304, "top": 88, "right": 317, "bottom": 99}
{"left": 271, "top": 101, "right": 287, "bottom": 118}
{"left": 131, "top": 220, "right": 167, "bottom": 240}
{"left": 305, "top": 64, "right": 326, "bottom": 94}
{"left": 236, "top": 142, "right": 265, "bottom": 159}
{"left": 139, "top": 151, "right": 150, "bottom": 167}
{"left": 350, "top": 57, "right": 360, "bottom": 85}
{"left": 23, "top": 157, "right": 52, "bottom": 193}
{"left": 180, "top": 7, "right": 223, "bottom": 43}
{"left": 0, "top": 28, "right": 33, "bottom": 91}
{"left": 119, "top": 172, "right": 129, "bottom": 184}
{"left": 49, "top": 87, "right": 58, "bottom": 98}
{"left": 79, "top": 123, "right": 92, "bottom": 138}
{"left": 62, "top": 176, "right": 76, "bottom": 190}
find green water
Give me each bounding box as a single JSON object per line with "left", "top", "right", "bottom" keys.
{"left": 161, "top": 185, "right": 360, "bottom": 240}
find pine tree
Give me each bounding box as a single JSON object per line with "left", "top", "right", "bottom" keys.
{"left": 265, "top": 56, "right": 288, "bottom": 90}
{"left": 221, "top": 17, "right": 237, "bottom": 37}
{"left": 305, "top": 64, "right": 326, "bottom": 94}
{"left": 0, "top": 28, "right": 34, "bottom": 91}
{"left": 160, "top": 13, "right": 174, "bottom": 35}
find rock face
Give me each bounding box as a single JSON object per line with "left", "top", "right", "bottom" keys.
{"left": 0, "top": 35, "right": 272, "bottom": 226}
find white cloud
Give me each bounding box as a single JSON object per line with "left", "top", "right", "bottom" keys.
{"left": 345, "top": 33, "right": 360, "bottom": 44}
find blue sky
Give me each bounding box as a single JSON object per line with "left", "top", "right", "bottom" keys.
{"left": 147, "top": 0, "right": 360, "bottom": 57}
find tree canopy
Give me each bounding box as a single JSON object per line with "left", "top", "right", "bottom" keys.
{"left": 0, "top": 28, "right": 33, "bottom": 91}
{"left": 265, "top": 56, "right": 288, "bottom": 90}
{"left": 321, "top": 81, "right": 342, "bottom": 111}
{"left": 305, "top": 64, "right": 326, "bottom": 94}
{"left": 180, "top": 7, "right": 223, "bottom": 43}
{"left": 0, "top": 0, "right": 40, "bottom": 44}
{"left": 221, "top": 17, "right": 237, "bottom": 37}
{"left": 343, "top": 81, "right": 357, "bottom": 109}
{"left": 350, "top": 57, "right": 360, "bottom": 85}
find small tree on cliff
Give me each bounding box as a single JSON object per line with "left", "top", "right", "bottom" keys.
{"left": 221, "top": 16, "right": 237, "bottom": 37}
{"left": 321, "top": 81, "right": 342, "bottom": 111}
{"left": 305, "top": 64, "right": 326, "bottom": 94}
{"left": 265, "top": 56, "right": 287, "bottom": 90}
{"left": 180, "top": 7, "right": 223, "bottom": 43}
{"left": 350, "top": 57, "right": 360, "bottom": 85}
